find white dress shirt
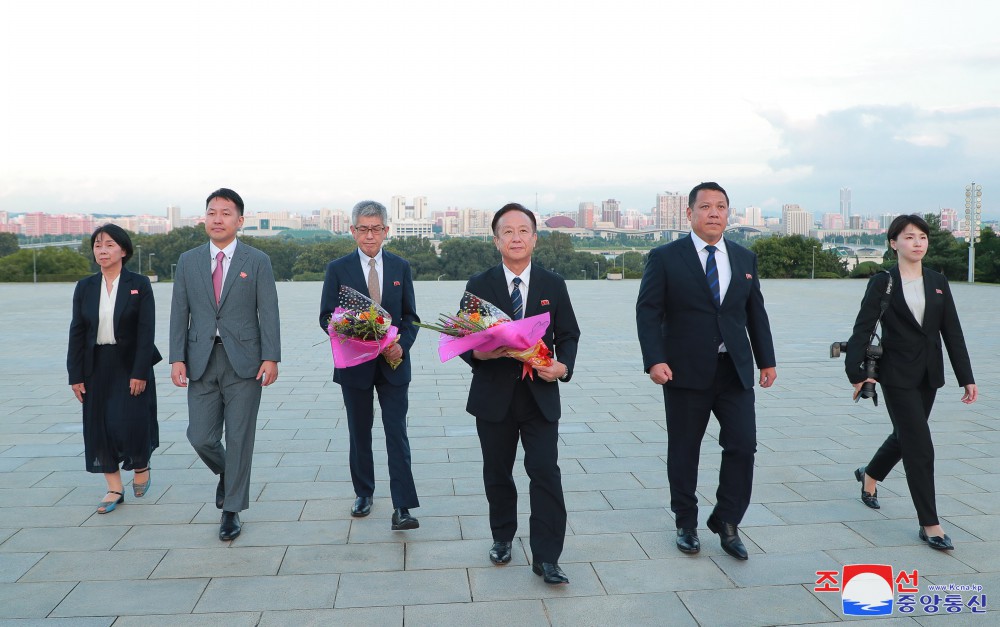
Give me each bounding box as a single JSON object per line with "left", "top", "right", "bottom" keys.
{"left": 210, "top": 239, "right": 238, "bottom": 286}
{"left": 690, "top": 232, "right": 731, "bottom": 304}
{"left": 211, "top": 240, "right": 238, "bottom": 336}
{"left": 358, "top": 248, "right": 384, "bottom": 296}
{"left": 690, "top": 232, "right": 731, "bottom": 352}
{"left": 502, "top": 261, "right": 531, "bottom": 314}
{"left": 96, "top": 274, "right": 120, "bottom": 345}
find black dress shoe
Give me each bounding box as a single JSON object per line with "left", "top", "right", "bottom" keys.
{"left": 919, "top": 528, "right": 954, "bottom": 550}
{"left": 854, "top": 466, "right": 880, "bottom": 509}
{"left": 391, "top": 508, "right": 419, "bottom": 530}
{"left": 532, "top": 561, "right": 569, "bottom": 584}
{"left": 707, "top": 515, "right": 748, "bottom": 560}
{"left": 215, "top": 474, "right": 225, "bottom": 510}
{"left": 219, "top": 511, "right": 241, "bottom": 541}
{"left": 489, "top": 541, "right": 513, "bottom": 565}
{"left": 676, "top": 528, "right": 701, "bottom": 554}
{"left": 351, "top": 496, "right": 373, "bottom": 517}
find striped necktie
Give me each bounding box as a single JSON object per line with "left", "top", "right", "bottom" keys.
{"left": 511, "top": 277, "right": 523, "bottom": 320}
{"left": 705, "top": 244, "right": 721, "bottom": 308}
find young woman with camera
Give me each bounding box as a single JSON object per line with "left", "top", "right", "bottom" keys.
{"left": 845, "top": 214, "right": 977, "bottom": 551}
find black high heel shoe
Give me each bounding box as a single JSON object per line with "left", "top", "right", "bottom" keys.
{"left": 854, "top": 466, "right": 880, "bottom": 509}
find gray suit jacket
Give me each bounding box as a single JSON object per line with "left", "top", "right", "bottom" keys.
{"left": 169, "top": 241, "right": 281, "bottom": 380}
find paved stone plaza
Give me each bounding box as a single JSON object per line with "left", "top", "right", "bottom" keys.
{"left": 0, "top": 278, "right": 998, "bottom": 626}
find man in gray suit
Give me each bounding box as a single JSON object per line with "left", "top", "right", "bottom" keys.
{"left": 170, "top": 188, "right": 281, "bottom": 541}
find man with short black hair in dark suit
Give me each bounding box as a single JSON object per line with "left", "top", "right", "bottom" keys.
{"left": 461, "top": 203, "right": 580, "bottom": 584}
{"left": 636, "top": 182, "right": 776, "bottom": 560}
{"left": 319, "top": 200, "right": 421, "bottom": 530}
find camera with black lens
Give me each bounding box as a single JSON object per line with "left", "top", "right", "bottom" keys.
{"left": 830, "top": 341, "right": 881, "bottom": 405}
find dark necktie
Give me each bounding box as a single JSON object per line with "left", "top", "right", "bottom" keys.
{"left": 705, "top": 245, "right": 721, "bottom": 308}
{"left": 511, "top": 277, "right": 523, "bottom": 320}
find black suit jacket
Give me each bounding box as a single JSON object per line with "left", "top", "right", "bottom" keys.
{"left": 67, "top": 269, "right": 162, "bottom": 384}
{"left": 461, "top": 264, "right": 580, "bottom": 423}
{"left": 635, "top": 235, "right": 775, "bottom": 390}
{"left": 846, "top": 266, "right": 974, "bottom": 389}
{"left": 319, "top": 249, "right": 419, "bottom": 388}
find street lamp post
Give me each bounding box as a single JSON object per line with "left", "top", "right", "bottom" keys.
{"left": 811, "top": 246, "right": 817, "bottom": 280}
{"left": 965, "top": 182, "right": 983, "bottom": 283}
{"left": 32, "top": 249, "right": 37, "bottom": 284}
{"left": 136, "top": 245, "right": 142, "bottom": 275}
{"left": 594, "top": 260, "right": 600, "bottom": 280}
{"left": 148, "top": 253, "right": 155, "bottom": 276}
{"left": 171, "top": 263, "right": 177, "bottom": 281}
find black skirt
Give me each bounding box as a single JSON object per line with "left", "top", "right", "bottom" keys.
{"left": 82, "top": 345, "right": 159, "bottom": 473}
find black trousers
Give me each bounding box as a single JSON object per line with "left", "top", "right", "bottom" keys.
{"left": 663, "top": 353, "right": 756, "bottom": 529}
{"left": 341, "top": 367, "right": 419, "bottom": 509}
{"left": 866, "top": 382, "right": 939, "bottom": 526}
{"left": 476, "top": 379, "right": 566, "bottom": 563}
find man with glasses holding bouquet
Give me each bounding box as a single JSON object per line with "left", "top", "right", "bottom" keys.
{"left": 319, "top": 200, "right": 421, "bottom": 530}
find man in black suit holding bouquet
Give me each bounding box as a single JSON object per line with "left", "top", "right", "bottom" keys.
{"left": 636, "top": 182, "right": 776, "bottom": 560}
{"left": 319, "top": 200, "right": 420, "bottom": 530}
{"left": 461, "top": 203, "right": 580, "bottom": 584}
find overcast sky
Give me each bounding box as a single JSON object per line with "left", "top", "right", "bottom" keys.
{"left": 2, "top": 1, "right": 998, "bottom": 219}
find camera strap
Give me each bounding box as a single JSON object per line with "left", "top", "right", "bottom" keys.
{"left": 867, "top": 271, "right": 894, "bottom": 347}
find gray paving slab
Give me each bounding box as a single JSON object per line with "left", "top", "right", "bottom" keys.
{"left": 194, "top": 573, "right": 339, "bottom": 612}
{"left": 50, "top": 578, "right": 209, "bottom": 617}
{"left": 545, "top": 592, "right": 697, "bottom": 627}
{"left": 335, "top": 569, "right": 470, "bottom": 607}
{"left": 258, "top": 607, "right": 403, "bottom": 627}
{"left": 406, "top": 600, "right": 550, "bottom": 626}
{"left": 679, "top": 584, "right": 838, "bottom": 626}
{"left": 112, "top": 613, "right": 262, "bottom": 626}
{"left": 0, "top": 280, "right": 997, "bottom": 624}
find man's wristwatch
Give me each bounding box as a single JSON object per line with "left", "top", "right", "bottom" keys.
{"left": 558, "top": 367, "right": 571, "bottom": 382}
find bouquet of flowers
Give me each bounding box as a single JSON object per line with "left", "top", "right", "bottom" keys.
{"left": 416, "top": 292, "right": 552, "bottom": 379}
{"left": 327, "top": 286, "right": 401, "bottom": 369}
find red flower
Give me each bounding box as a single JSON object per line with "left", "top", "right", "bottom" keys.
{"left": 376, "top": 316, "right": 385, "bottom": 324}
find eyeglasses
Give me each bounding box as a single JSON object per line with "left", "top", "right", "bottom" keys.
{"left": 354, "top": 226, "right": 386, "bottom": 235}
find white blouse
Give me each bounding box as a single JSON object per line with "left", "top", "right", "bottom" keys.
{"left": 96, "top": 275, "right": 120, "bottom": 345}
{"left": 902, "top": 276, "right": 925, "bottom": 327}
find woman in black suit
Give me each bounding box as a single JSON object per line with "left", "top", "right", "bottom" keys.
{"left": 67, "top": 224, "right": 160, "bottom": 513}
{"left": 846, "top": 215, "right": 977, "bottom": 550}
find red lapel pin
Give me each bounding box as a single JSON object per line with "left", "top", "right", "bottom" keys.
{"left": 130, "top": 289, "right": 139, "bottom": 295}
{"left": 540, "top": 299, "right": 550, "bottom": 306}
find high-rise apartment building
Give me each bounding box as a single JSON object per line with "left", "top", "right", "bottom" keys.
{"left": 389, "top": 196, "right": 433, "bottom": 237}
{"left": 166, "top": 205, "right": 182, "bottom": 230}
{"left": 743, "top": 206, "right": 762, "bottom": 226}
{"left": 940, "top": 207, "right": 959, "bottom": 232}
{"left": 601, "top": 199, "right": 621, "bottom": 228}
{"left": 822, "top": 213, "right": 845, "bottom": 230}
{"left": 781, "top": 204, "right": 813, "bottom": 236}
{"left": 577, "top": 202, "right": 595, "bottom": 229}
{"left": 655, "top": 192, "right": 687, "bottom": 230}
{"left": 840, "top": 188, "right": 851, "bottom": 223}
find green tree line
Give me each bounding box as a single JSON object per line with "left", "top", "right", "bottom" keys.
{"left": 2, "top": 217, "right": 999, "bottom": 283}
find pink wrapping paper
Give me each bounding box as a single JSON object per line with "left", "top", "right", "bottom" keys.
{"left": 328, "top": 317, "right": 399, "bottom": 369}
{"left": 437, "top": 312, "right": 550, "bottom": 362}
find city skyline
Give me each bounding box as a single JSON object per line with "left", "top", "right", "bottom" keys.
{"left": 2, "top": 2, "right": 998, "bottom": 218}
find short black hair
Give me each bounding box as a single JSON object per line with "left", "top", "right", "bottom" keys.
{"left": 886, "top": 214, "right": 931, "bottom": 255}
{"left": 491, "top": 203, "right": 537, "bottom": 235}
{"left": 688, "top": 182, "right": 730, "bottom": 209}
{"left": 206, "top": 188, "right": 245, "bottom": 216}
{"left": 90, "top": 224, "right": 134, "bottom": 264}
